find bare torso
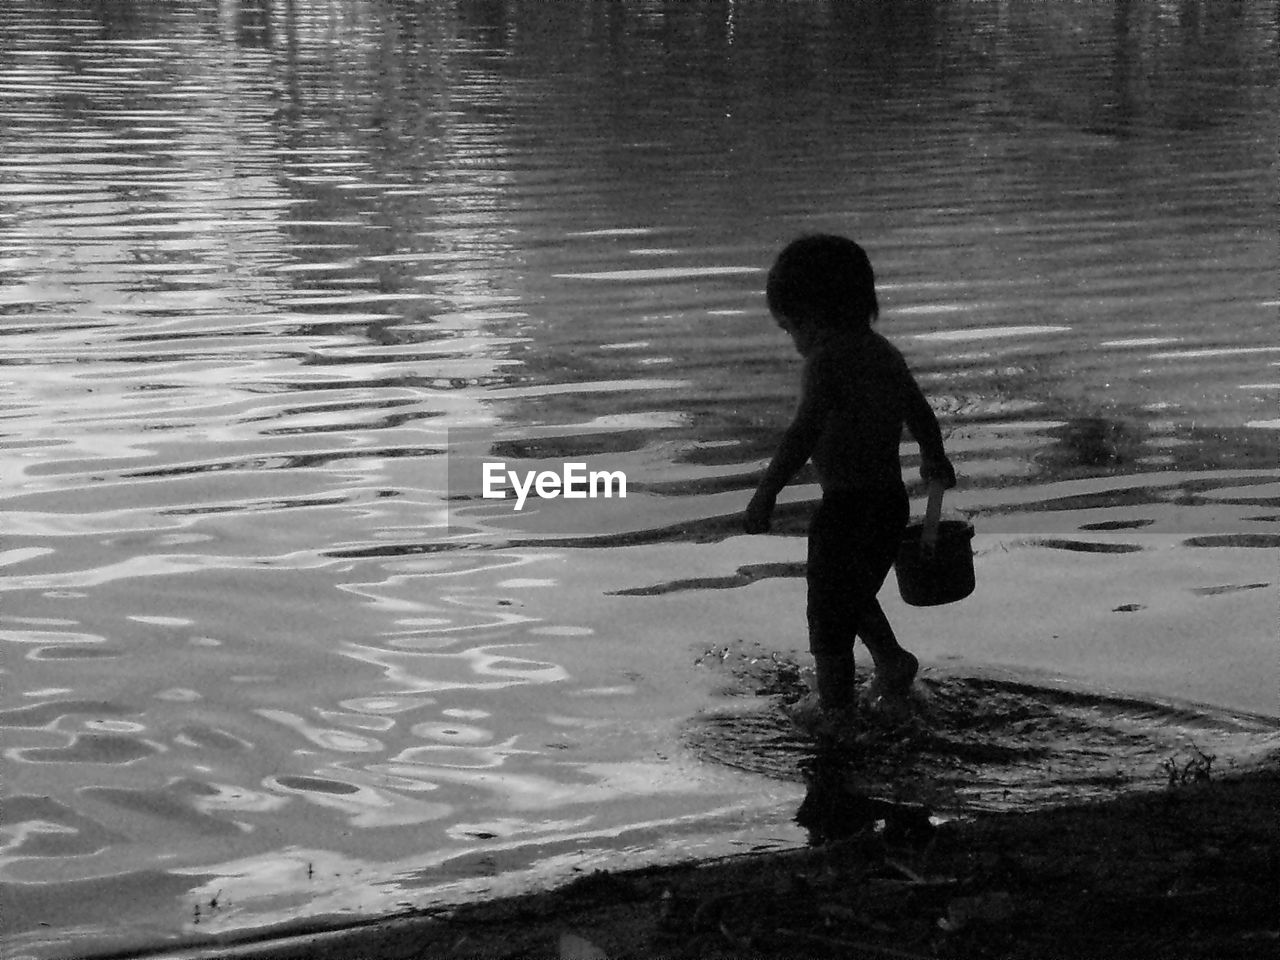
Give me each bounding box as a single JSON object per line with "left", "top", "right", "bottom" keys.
{"left": 807, "top": 331, "right": 913, "bottom": 494}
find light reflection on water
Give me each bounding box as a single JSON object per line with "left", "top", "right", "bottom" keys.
{"left": 0, "top": 0, "right": 1276, "bottom": 956}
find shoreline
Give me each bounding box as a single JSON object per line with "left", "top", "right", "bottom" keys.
{"left": 109, "top": 754, "right": 1279, "bottom": 960}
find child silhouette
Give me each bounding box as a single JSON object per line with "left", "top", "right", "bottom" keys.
{"left": 744, "top": 234, "right": 956, "bottom": 713}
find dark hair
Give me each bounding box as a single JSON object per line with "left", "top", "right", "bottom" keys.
{"left": 765, "top": 234, "right": 879, "bottom": 329}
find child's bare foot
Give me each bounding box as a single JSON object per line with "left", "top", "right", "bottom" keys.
{"left": 785, "top": 692, "right": 859, "bottom": 738}
{"left": 860, "top": 654, "right": 923, "bottom": 725}
{"left": 864, "top": 651, "right": 919, "bottom": 705}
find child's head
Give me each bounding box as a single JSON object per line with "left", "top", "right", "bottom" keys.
{"left": 766, "top": 234, "right": 879, "bottom": 332}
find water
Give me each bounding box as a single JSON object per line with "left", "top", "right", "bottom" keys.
{"left": 1, "top": 1, "right": 1276, "bottom": 956}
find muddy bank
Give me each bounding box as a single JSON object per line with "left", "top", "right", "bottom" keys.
{"left": 150, "top": 758, "right": 1278, "bottom": 960}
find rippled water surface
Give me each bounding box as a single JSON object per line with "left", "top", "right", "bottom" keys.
{"left": 2, "top": 1, "right": 1277, "bottom": 956}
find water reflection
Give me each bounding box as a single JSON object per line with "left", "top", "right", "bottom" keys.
{"left": 0, "top": 0, "right": 1275, "bottom": 956}
{"left": 1047, "top": 417, "right": 1144, "bottom": 471}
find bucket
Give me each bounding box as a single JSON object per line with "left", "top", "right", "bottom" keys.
{"left": 895, "top": 482, "right": 975, "bottom": 607}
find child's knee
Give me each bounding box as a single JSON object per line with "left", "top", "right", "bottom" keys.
{"left": 807, "top": 614, "right": 857, "bottom": 657}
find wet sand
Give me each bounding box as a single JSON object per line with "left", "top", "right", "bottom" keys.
{"left": 132, "top": 759, "right": 1279, "bottom": 960}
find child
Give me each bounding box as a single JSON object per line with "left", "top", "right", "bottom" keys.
{"left": 744, "top": 234, "right": 956, "bottom": 713}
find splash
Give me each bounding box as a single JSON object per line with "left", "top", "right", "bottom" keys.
{"left": 685, "top": 647, "right": 1280, "bottom": 813}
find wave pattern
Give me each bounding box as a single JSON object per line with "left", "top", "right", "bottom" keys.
{"left": 0, "top": 1, "right": 1276, "bottom": 957}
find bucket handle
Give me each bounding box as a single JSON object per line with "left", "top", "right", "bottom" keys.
{"left": 921, "top": 480, "right": 946, "bottom": 554}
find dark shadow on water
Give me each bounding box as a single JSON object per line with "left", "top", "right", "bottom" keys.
{"left": 609, "top": 561, "right": 804, "bottom": 597}
{"left": 1189, "top": 581, "right": 1270, "bottom": 596}
{"left": 512, "top": 501, "right": 813, "bottom": 550}
{"left": 1183, "top": 533, "right": 1280, "bottom": 549}
{"left": 1023, "top": 538, "right": 1145, "bottom": 554}
{"left": 1046, "top": 417, "right": 1144, "bottom": 471}
{"left": 1033, "top": 416, "right": 1277, "bottom": 484}
{"left": 683, "top": 644, "right": 1280, "bottom": 816}
{"left": 1079, "top": 518, "right": 1156, "bottom": 531}
{"left": 795, "top": 750, "right": 937, "bottom": 848}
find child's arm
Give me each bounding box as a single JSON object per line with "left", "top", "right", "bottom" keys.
{"left": 901, "top": 366, "right": 956, "bottom": 488}
{"left": 744, "top": 355, "right": 831, "bottom": 533}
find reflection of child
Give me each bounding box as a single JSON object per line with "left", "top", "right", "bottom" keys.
{"left": 743, "top": 235, "right": 956, "bottom": 712}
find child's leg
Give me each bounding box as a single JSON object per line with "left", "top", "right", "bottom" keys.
{"left": 807, "top": 490, "right": 912, "bottom": 709}
{"left": 857, "top": 600, "right": 918, "bottom": 692}
{"left": 815, "top": 566, "right": 917, "bottom": 694}
{"left": 807, "top": 500, "right": 859, "bottom": 710}
{"left": 812, "top": 648, "right": 856, "bottom": 710}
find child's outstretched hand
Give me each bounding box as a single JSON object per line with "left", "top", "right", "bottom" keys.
{"left": 743, "top": 490, "right": 774, "bottom": 534}
{"left": 921, "top": 456, "right": 957, "bottom": 489}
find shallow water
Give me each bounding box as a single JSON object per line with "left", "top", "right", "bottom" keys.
{"left": 688, "top": 647, "right": 1280, "bottom": 812}
{"left": 1, "top": 1, "right": 1277, "bottom": 957}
